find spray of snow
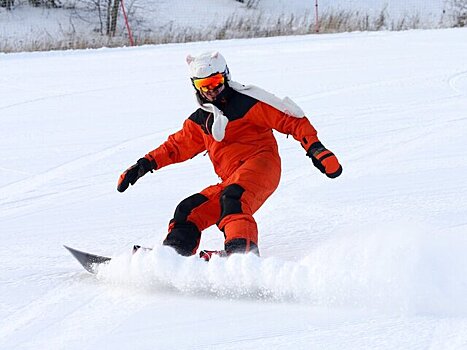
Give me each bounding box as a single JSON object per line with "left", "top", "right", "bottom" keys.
{"left": 97, "top": 222, "right": 467, "bottom": 316}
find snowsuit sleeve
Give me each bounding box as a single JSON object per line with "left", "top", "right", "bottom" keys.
{"left": 249, "top": 101, "right": 320, "bottom": 152}
{"left": 145, "top": 119, "right": 206, "bottom": 170}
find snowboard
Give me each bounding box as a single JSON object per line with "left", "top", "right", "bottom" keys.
{"left": 64, "top": 245, "right": 153, "bottom": 274}
{"left": 64, "top": 245, "right": 225, "bottom": 274}
{"left": 64, "top": 245, "right": 112, "bottom": 274}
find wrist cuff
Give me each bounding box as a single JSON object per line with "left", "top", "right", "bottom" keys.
{"left": 306, "top": 141, "right": 326, "bottom": 157}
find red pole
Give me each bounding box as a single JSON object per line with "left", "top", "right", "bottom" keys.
{"left": 120, "top": 0, "right": 135, "bottom": 46}
{"left": 314, "top": 0, "right": 319, "bottom": 33}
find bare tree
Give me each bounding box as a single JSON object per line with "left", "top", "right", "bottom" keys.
{"left": 449, "top": 0, "right": 467, "bottom": 26}
{"left": 234, "top": 0, "right": 260, "bottom": 9}
{"left": 78, "top": 0, "right": 121, "bottom": 36}
{"left": 1, "top": 0, "right": 14, "bottom": 10}
{"left": 28, "top": 0, "right": 61, "bottom": 8}
{"left": 108, "top": 0, "right": 120, "bottom": 36}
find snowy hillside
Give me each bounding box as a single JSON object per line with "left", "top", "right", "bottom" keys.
{"left": 0, "top": 0, "right": 452, "bottom": 52}
{"left": 1, "top": 28, "right": 467, "bottom": 349}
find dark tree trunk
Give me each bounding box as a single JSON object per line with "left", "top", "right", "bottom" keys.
{"left": 109, "top": 0, "right": 120, "bottom": 36}
{"left": 1, "top": 0, "right": 14, "bottom": 10}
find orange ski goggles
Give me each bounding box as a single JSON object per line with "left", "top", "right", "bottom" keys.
{"left": 191, "top": 73, "right": 225, "bottom": 92}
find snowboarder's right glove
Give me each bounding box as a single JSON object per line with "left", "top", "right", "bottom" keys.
{"left": 307, "top": 142, "right": 342, "bottom": 179}
{"left": 117, "top": 157, "right": 156, "bottom": 192}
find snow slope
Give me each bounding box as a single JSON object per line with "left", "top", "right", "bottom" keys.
{"left": 1, "top": 28, "right": 467, "bottom": 349}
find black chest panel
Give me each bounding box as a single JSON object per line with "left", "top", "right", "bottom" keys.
{"left": 188, "top": 90, "right": 258, "bottom": 135}
{"left": 189, "top": 109, "right": 213, "bottom": 135}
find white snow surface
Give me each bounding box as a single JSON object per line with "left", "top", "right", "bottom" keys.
{"left": 1, "top": 28, "right": 467, "bottom": 349}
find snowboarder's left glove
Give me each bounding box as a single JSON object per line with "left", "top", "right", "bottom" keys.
{"left": 117, "top": 157, "right": 155, "bottom": 192}
{"left": 307, "top": 142, "right": 342, "bottom": 178}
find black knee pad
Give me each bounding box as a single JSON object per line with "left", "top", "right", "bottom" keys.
{"left": 173, "top": 193, "right": 208, "bottom": 223}
{"left": 218, "top": 184, "right": 245, "bottom": 225}
{"left": 163, "top": 221, "right": 201, "bottom": 256}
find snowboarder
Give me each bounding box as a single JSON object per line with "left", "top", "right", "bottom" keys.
{"left": 117, "top": 51, "right": 342, "bottom": 260}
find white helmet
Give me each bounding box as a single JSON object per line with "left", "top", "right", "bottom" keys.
{"left": 186, "top": 51, "right": 231, "bottom": 81}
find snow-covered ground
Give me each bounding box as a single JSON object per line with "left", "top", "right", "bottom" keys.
{"left": 1, "top": 28, "right": 467, "bottom": 349}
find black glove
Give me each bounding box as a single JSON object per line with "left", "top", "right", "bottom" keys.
{"left": 307, "top": 142, "right": 342, "bottom": 179}
{"left": 117, "top": 157, "right": 155, "bottom": 192}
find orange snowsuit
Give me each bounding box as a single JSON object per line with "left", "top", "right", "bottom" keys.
{"left": 145, "top": 88, "right": 320, "bottom": 256}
